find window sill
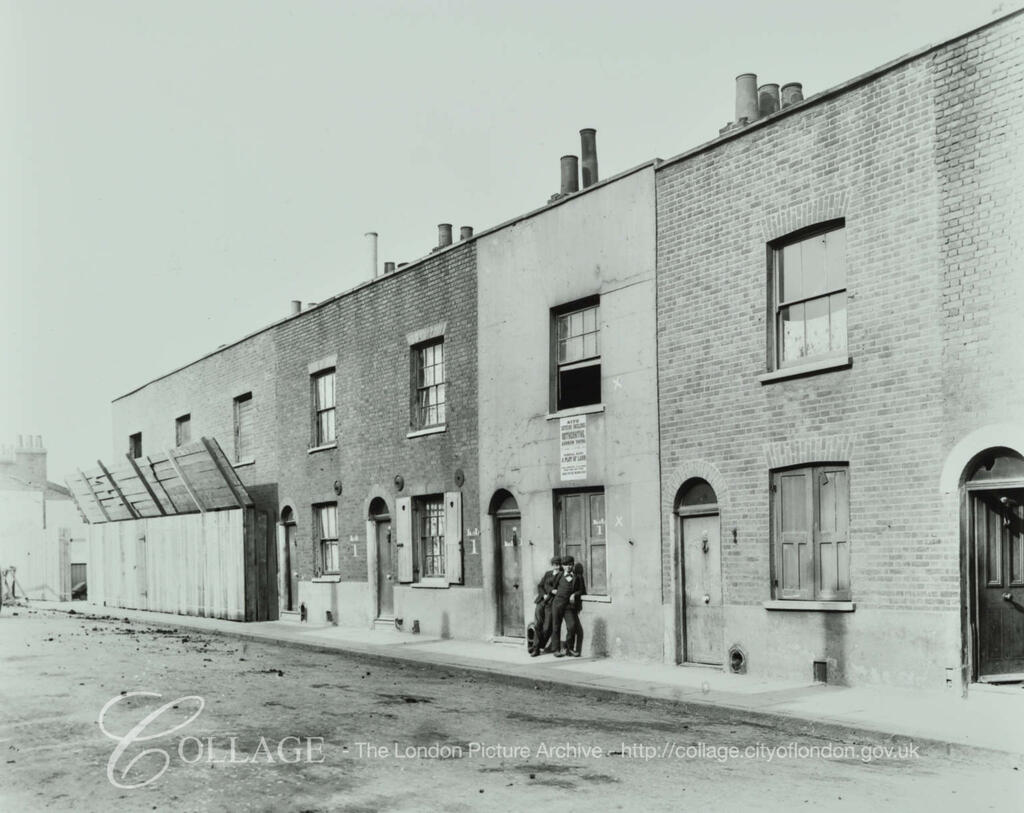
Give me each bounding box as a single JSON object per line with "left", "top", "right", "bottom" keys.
{"left": 308, "top": 442, "right": 337, "bottom": 454}
{"left": 758, "top": 356, "right": 852, "bottom": 384}
{"left": 581, "top": 594, "right": 611, "bottom": 604}
{"left": 410, "top": 578, "right": 449, "bottom": 589}
{"left": 232, "top": 458, "right": 255, "bottom": 468}
{"left": 764, "top": 600, "right": 855, "bottom": 612}
{"left": 312, "top": 575, "right": 341, "bottom": 583}
{"left": 545, "top": 403, "right": 605, "bottom": 421}
{"left": 406, "top": 425, "right": 447, "bottom": 439}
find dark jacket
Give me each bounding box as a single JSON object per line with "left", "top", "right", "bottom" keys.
{"left": 553, "top": 570, "right": 583, "bottom": 603}
{"left": 535, "top": 568, "right": 562, "bottom": 604}
{"left": 572, "top": 574, "right": 587, "bottom": 612}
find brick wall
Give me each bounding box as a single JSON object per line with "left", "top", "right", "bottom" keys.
{"left": 111, "top": 330, "right": 281, "bottom": 520}
{"left": 654, "top": 12, "right": 1022, "bottom": 684}
{"left": 935, "top": 13, "right": 1024, "bottom": 456}
{"left": 113, "top": 242, "right": 478, "bottom": 587}
{"left": 658, "top": 53, "right": 950, "bottom": 612}
{"left": 273, "top": 243, "right": 479, "bottom": 587}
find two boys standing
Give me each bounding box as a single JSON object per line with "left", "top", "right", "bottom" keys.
{"left": 529, "top": 555, "right": 586, "bottom": 657}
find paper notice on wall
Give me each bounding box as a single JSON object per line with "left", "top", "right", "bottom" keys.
{"left": 559, "top": 415, "right": 587, "bottom": 481}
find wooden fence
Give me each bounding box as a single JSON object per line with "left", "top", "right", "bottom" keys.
{"left": 87, "top": 506, "right": 275, "bottom": 621}
{"left": 68, "top": 438, "right": 276, "bottom": 621}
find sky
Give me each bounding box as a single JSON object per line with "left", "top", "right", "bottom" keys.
{"left": 0, "top": 0, "right": 1010, "bottom": 480}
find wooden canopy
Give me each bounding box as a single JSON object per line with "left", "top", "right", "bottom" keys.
{"left": 66, "top": 437, "right": 253, "bottom": 524}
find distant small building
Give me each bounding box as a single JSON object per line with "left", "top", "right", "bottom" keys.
{"left": 0, "top": 436, "right": 88, "bottom": 600}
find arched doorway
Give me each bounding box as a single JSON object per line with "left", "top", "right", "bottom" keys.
{"left": 369, "top": 498, "right": 395, "bottom": 619}
{"left": 964, "top": 447, "right": 1024, "bottom": 682}
{"left": 676, "top": 479, "right": 723, "bottom": 665}
{"left": 490, "top": 491, "right": 523, "bottom": 638}
{"left": 278, "top": 507, "right": 297, "bottom": 613}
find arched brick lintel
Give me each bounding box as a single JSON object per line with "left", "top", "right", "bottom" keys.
{"left": 938, "top": 423, "right": 1024, "bottom": 494}
{"left": 763, "top": 436, "right": 855, "bottom": 470}
{"left": 362, "top": 485, "right": 394, "bottom": 520}
{"left": 277, "top": 499, "right": 299, "bottom": 523}
{"left": 760, "top": 192, "right": 850, "bottom": 243}
{"left": 661, "top": 459, "right": 730, "bottom": 514}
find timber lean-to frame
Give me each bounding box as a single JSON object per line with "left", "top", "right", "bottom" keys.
{"left": 65, "top": 437, "right": 252, "bottom": 524}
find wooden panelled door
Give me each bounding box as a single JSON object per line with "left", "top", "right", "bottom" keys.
{"left": 972, "top": 488, "right": 1024, "bottom": 679}
{"left": 498, "top": 518, "right": 524, "bottom": 638}
{"left": 277, "top": 522, "right": 296, "bottom": 613}
{"left": 682, "top": 512, "right": 724, "bottom": 665}
{"left": 376, "top": 520, "right": 395, "bottom": 618}
{"left": 288, "top": 524, "right": 298, "bottom": 612}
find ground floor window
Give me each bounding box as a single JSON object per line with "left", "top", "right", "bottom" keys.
{"left": 418, "top": 496, "right": 446, "bottom": 578}
{"left": 394, "top": 492, "right": 463, "bottom": 585}
{"left": 556, "top": 489, "right": 606, "bottom": 595}
{"left": 771, "top": 464, "right": 850, "bottom": 600}
{"left": 314, "top": 503, "right": 339, "bottom": 574}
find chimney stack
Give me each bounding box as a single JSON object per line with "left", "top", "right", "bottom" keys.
{"left": 735, "top": 73, "right": 759, "bottom": 124}
{"left": 560, "top": 155, "right": 580, "bottom": 196}
{"left": 459, "top": 226, "right": 474, "bottom": 241}
{"left": 384, "top": 261, "right": 396, "bottom": 274}
{"left": 307, "top": 302, "right": 318, "bottom": 309}
{"left": 11, "top": 434, "right": 47, "bottom": 485}
{"left": 365, "top": 231, "right": 379, "bottom": 278}
{"left": 580, "top": 129, "right": 599, "bottom": 188}
{"left": 758, "top": 83, "right": 780, "bottom": 117}
{"left": 781, "top": 82, "right": 804, "bottom": 109}
{"left": 438, "top": 223, "right": 453, "bottom": 249}
{"left": 290, "top": 300, "right": 302, "bottom": 316}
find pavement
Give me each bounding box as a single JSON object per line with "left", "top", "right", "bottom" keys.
{"left": 22, "top": 599, "right": 1024, "bottom": 756}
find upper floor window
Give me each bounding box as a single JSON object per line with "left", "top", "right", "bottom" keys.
{"left": 312, "top": 369, "right": 336, "bottom": 447}
{"left": 772, "top": 464, "right": 850, "bottom": 601}
{"left": 413, "top": 340, "right": 445, "bottom": 429}
{"left": 128, "top": 433, "right": 142, "bottom": 459}
{"left": 175, "top": 414, "right": 191, "bottom": 446}
{"left": 553, "top": 298, "right": 600, "bottom": 411}
{"left": 233, "top": 393, "right": 254, "bottom": 462}
{"left": 771, "top": 223, "right": 846, "bottom": 368}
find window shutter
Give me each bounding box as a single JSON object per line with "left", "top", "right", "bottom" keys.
{"left": 396, "top": 497, "right": 413, "bottom": 583}
{"left": 776, "top": 469, "right": 813, "bottom": 600}
{"left": 816, "top": 466, "right": 850, "bottom": 600}
{"left": 444, "top": 491, "right": 463, "bottom": 585}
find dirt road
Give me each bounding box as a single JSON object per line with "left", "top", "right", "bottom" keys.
{"left": 0, "top": 608, "right": 1019, "bottom": 812}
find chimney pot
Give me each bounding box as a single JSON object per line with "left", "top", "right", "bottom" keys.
{"left": 384, "top": 261, "right": 396, "bottom": 274}
{"left": 365, "top": 231, "right": 379, "bottom": 278}
{"left": 735, "top": 73, "right": 759, "bottom": 124}
{"left": 580, "top": 129, "right": 599, "bottom": 188}
{"left": 560, "top": 155, "right": 580, "bottom": 196}
{"left": 459, "top": 226, "right": 474, "bottom": 240}
{"left": 758, "top": 83, "right": 780, "bottom": 117}
{"left": 437, "top": 223, "right": 453, "bottom": 248}
{"left": 781, "top": 82, "right": 804, "bottom": 108}
{"left": 290, "top": 300, "right": 302, "bottom": 315}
